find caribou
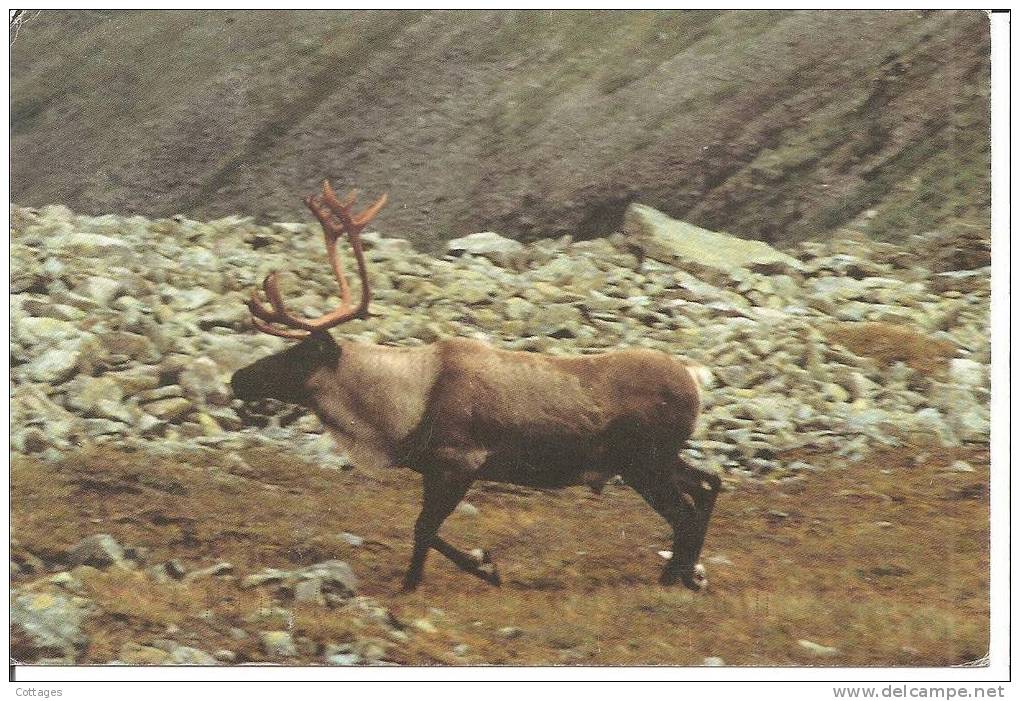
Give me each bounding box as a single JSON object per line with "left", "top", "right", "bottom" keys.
{"left": 230, "top": 182, "right": 721, "bottom": 592}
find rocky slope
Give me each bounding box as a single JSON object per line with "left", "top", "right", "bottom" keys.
{"left": 10, "top": 203, "right": 991, "bottom": 471}
{"left": 10, "top": 10, "right": 990, "bottom": 249}
{"left": 10, "top": 203, "right": 990, "bottom": 665}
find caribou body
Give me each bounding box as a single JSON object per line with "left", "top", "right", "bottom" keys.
{"left": 231, "top": 182, "right": 721, "bottom": 592}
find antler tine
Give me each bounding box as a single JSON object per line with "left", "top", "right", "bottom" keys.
{"left": 246, "top": 180, "right": 387, "bottom": 337}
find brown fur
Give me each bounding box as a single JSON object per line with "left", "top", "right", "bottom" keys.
{"left": 231, "top": 334, "right": 720, "bottom": 592}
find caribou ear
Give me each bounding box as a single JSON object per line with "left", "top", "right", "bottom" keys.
{"left": 310, "top": 331, "right": 340, "bottom": 363}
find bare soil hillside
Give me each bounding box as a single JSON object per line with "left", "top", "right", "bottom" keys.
{"left": 10, "top": 10, "right": 990, "bottom": 250}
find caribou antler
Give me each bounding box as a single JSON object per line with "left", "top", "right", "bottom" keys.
{"left": 247, "top": 181, "right": 387, "bottom": 338}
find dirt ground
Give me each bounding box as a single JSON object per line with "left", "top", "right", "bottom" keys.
{"left": 11, "top": 441, "right": 989, "bottom": 666}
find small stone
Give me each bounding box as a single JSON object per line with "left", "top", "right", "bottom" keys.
{"left": 63, "top": 376, "right": 125, "bottom": 415}
{"left": 137, "top": 384, "right": 185, "bottom": 402}
{"left": 51, "top": 232, "right": 131, "bottom": 257}
{"left": 453, "top": 643, "right": 470, "bottom": 656}
{"left": 180, "top": 357, "right": 230, "bottom": 406}
{"left": 242, "top": 569, "right": 288, "bottom": 589}
{"left": 119, "top": 643, "right": 170, "bottom": 665}
{"left": 196, "top": 412, "right": 224, "bottom": 436}
{"left": 68, "top": 534, "right": 127, "bottom": 569}
{"left": 164, "top": 559, "right": 187, "bottom": 580}
{"left": 356, "top": 640, "right": 387, "bottom": 662}
{"left": 14, "top": 428, "right": 50, "bottom": 454}
{"left": 798, "top": 639, "right": 839, "bottom": 657}
{"left": 325, "top": 652, "right": 362, "bottom": 666}
{"left": 456, "top": 502, "right": 479, "bottom": 516}
{"left": 260, "top": 631, "right": 298, "bottom": 658}
{"left": 76, "top": 276, "right": 123, "bottom": 306}
{"left": 27, "top": 346, "right": 82, "bottom": 384}
{"left": 447, "top": 232, "right": 524, "bottom": 262}
{"left": 944, "top": 460, "right": 976, "bottom": 473}
{"left": 213, "top": 649, "right": 237, "bottom": 663}
{"left": 184, "top": 561, "right": 233, "bottom": 581}
{"left": 412, "top": 619, "right": 437, "bottom": 634}
{"left": 702, "top": 656, "right": 725, "bottom": 666}
{"left": 170, "top": 646, "right": 219, "bottom": 665}
{"left": 299, "top": 560, "right": 358, "bottom": 595}
{"left": 949, "top": 359, "right": 986, "bottom": 388}
{"left": 339, "top": 532, "right": 364, "bottom": 547}
{"left": 172, "top": 288, "right": 216, "bottom": 311}
{"left": 498, "top": 626, "right": 524, "bottom": 640}
{"left": 143, "top": 398, "right": 194, "bottom": 422}
{"left": 293, "top": 578, "right": 325, "bottom": 606}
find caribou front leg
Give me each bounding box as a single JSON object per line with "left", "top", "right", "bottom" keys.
{"left": 667, "top": 458, "right": 721, "bottom": 590}
{"left": 402, "top": 448, "right": 499, "bottom": 591}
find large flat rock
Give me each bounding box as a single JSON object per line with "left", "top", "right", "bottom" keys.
{"left": 623, "top": 203, "right": 803, "bottom": 274}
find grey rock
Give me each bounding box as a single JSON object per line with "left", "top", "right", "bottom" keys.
{"left": 798, "top": 639, "right": 839, "bottom": 657}
{"left": 293, "top": 578, "right": 325, "bottom": 606}
{"left": 447, "top": 231, "right": 524, "bottom": 261}
{"left": 15, "top": 317, "right": 83, "bottom": 347}
{"left": 260, "top": 631, "right": 298, "bottom": 658}
{"left": 118, "top": 642, "right": 171, "bottom": 665}
{"left": 12, "top": 427, "right": 51, "bottom": 454}
{"left": 50, "top": 232, "right": 131, "bottom": 257}
{"left": 299, "top": 560, "right": 359, "bottom": 595}
{"left": 949, "top": 359, "right": 986, "bottom": 388}
{"left": 143, "top": 398, "right": 195, "bottom": 422}
{"left": 456, "top": 502, "right": 479, "bottom": 516}
{"left": 26, "top": 345, "right": 83, "bottom": 384}
{"left": 63, "top": 376, "right": 125, "bottom": 415}
{"left": 170, "top": 646, "right": 219, "bottom": 665}
{"left": 339, "top": 532, "right": 364, "bottom": 547}
{"left": 76, "top": 276, "right": 123, "bottom": 306}
{"left": 184, "top": 561, "right": 234, "bottom": 581}
{"left": 179, "top": 357, "right": 230, "bottom": 406}
{"left": 171, "top": 287, "right": 217, "bottom": 311}
{"left": 11, "top": 591, "right": 89, "bottom": 658}
{"left": 242, "top": 569, "right": 289, "bottom": 589}
{"left": 100, "top": 331, "right": 160, "bottom": 363}
{"left": 623, "top": 203, "right": 803, "bottom": 274}
{"left": 325, "top": 652, "right": 363, "bottom": 666}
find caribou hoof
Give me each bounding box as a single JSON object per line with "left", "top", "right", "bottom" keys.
{"left": 470, "top": 549, "right": 501, "bottom": 586}
{"left": 661, "top": 563, "right": 708, "bottom": 591}
{"left": 478, "top": 562, "right": 502, "bottom": 586}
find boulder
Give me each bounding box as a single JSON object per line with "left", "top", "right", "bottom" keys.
{"left": 622, "top": 204, "right": 803, "bottom": 275}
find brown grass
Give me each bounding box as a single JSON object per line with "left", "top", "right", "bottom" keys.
{"left": 11, "top": 442, "right": 989, "bottom": 666}
{"left": 823, "top": 322, "right": 958, "bottom": 375}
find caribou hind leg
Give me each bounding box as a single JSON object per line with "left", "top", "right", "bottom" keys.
{"left": 625, "top": 455, "right": 720, "bottom": 591}
{"left": 401, "top": 471, "right": 471, "bottom": 592}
